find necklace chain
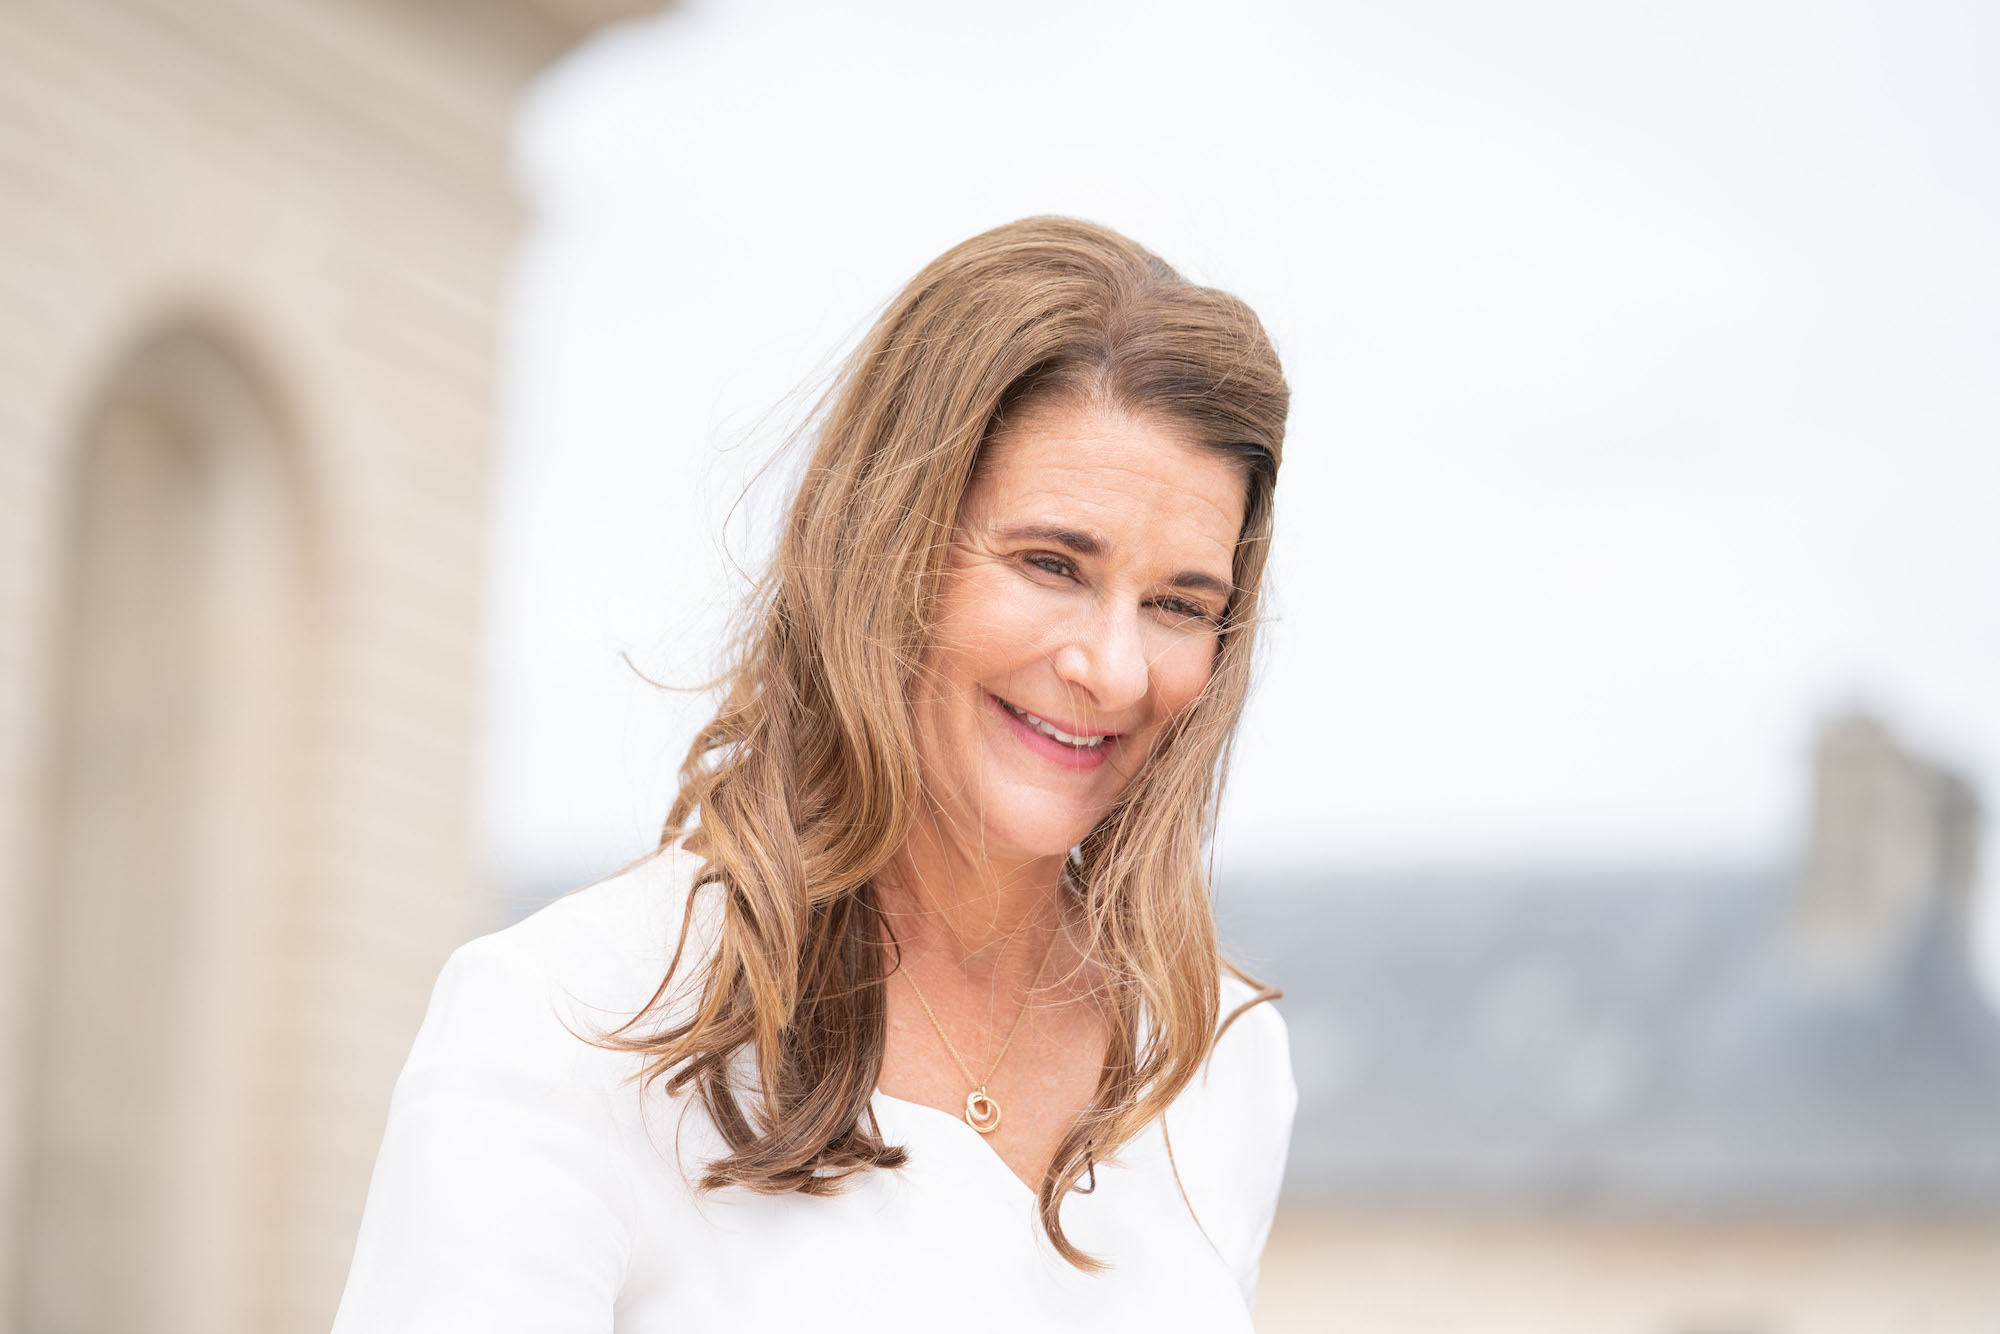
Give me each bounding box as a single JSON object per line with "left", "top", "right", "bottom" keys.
{"left": 892, "top": 923, "right": 1059, "bottom": 1134}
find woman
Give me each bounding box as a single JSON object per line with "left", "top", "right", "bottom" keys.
{"left": 333, "top": 216, "right": 1296, "bottom": 1331}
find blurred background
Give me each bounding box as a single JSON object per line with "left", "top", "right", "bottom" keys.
{"left": 2, "top": 1, "right": 1995, "bottom": 1331}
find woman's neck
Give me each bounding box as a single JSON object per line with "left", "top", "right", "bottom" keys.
{"left": 874, "top": 817, "right": 1071, "bottom": 985}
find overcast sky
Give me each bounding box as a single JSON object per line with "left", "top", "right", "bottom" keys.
{"left": 484, "top": 0, "right": 1999, "bottom": 972}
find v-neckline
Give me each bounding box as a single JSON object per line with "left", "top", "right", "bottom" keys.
{"left": 871, "top": 1087, "right": 1042, "bottom": 1199}
{"left": 870, "top": 998, "right": 1155, "bottom": 1203}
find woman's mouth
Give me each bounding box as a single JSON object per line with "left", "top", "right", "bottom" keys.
{"left": 989, "top": 693, "right": 1118, "bottom": 770}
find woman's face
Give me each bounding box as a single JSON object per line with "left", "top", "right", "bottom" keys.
{"left": 911, "top": 397, "right": 1248, "bottom": 864}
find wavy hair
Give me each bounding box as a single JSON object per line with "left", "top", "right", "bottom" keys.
{"left": 592, "top": 216, "right": 1289, "bottom": 1267}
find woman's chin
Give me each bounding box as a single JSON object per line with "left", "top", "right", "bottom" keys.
{"left": 919, "top": 765, "right": 1114, "bottom": 864}
{"left": 973, "top": 801, "right": 1102, "bottom": 864}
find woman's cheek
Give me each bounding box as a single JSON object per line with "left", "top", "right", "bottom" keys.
{"left": 971, "top": 586, "right": 1058, "bottom": 660}
{"left": 1155, "top": 635, "right": 1218, "bottom": 716}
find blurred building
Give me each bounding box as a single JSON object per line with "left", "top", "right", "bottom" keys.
{"left": 0, "top": 4, "right": 649, "bottom": 1333}
{"left": 1229, "top": 713, "right": 2000, "bottom": 1333}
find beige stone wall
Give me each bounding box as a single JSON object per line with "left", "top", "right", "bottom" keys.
{"left": 0, "top": 3, "right": 644, "bottom": 1330}
{"left": 1256, "top": 1207, "right": 2000, "bottom": 1334}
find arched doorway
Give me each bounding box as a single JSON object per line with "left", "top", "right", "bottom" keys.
{"left": 14, "top": 324, "right": 316, "bottom": 1334}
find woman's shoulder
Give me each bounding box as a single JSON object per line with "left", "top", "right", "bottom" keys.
{"left": 1158, "top": 969, "right": 1297, "bottom": 1185}
{"left": 1204, "top": 971, "right": 1298, "bottom": 1125}
{"left": 466, "top": 843, "right": 721, "bottom": 1016}
{"left": 332, "top": 854, "right": 718, "bottom": 1330}
{"left": 478, "top": 852, "right": 720, "bottom": 988}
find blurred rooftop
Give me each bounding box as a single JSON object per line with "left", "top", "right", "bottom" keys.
{"left": 1222, "top": 713, "right": 2000, "bottom": 1216}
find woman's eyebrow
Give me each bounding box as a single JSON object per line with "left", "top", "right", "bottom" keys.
{"left": 997, "top": 523, "right": 1103, "bottom": 555}
{"left": 999, "top": 523, "right": 1232, "bottom": 598}
{"left": 1168, "top": 570, "right": 1233, "bottom": 599}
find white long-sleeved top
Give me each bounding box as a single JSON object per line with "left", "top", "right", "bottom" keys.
{"left": 331, "top": 846, "right": 1297, "bottom": 1332}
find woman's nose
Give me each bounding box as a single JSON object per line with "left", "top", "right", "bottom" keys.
{"left": 1050, "top": 602, "right": 1149, "bottom": 714}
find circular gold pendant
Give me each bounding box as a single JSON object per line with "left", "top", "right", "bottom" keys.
{"left": 964, "top": 1089, "right": 1003, "bottom": 1135}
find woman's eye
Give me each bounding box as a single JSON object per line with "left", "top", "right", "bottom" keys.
{"left": 1156, "top": 597, "right": 1218, "bottom": 624}
{"left": 1026, "top": 553, "right": 1075, "bottom": 578}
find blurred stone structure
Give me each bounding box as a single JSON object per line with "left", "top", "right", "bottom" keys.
{"left": 0, "top": 4, "right": 650, "bottom": 1333}
{"left": 1796, "top": 711, "right": 1982, "bottom": 976}
{"left": 1230, "top": 712, "right": 1999, "bottom": 1333}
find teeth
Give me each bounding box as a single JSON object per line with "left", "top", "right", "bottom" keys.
{"left": 1002, "top": 699, "right": 1107, "bottom": 748}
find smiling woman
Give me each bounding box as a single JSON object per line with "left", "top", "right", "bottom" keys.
{"left": 333, "top": 217, "right": 1297, "bottom": 1332}
{"left": 918, "top": 402, "right": 1245, "bottom": 847}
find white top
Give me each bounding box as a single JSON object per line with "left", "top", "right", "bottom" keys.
{"left": 331, "top": 846, "right": 1297, "bottom": 1332}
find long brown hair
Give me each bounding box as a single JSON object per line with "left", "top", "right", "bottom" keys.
{"left": 593, "top": 216, "right": 1289, "bottom": 1267}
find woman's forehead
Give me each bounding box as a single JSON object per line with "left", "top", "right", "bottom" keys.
{"left": 964, "top": 404, "right": 1247, "bottom": 564}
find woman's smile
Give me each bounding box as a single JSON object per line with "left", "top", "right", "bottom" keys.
{"left": 988, "top": 691, "right": 1120, "bottom": 771}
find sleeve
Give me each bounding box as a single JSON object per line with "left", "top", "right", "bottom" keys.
{"left": 1221, "top": 997, "right": 1298, "bottom": 1311}
{"left": 330, "top": 933, "right": 637, "bottom": 1334}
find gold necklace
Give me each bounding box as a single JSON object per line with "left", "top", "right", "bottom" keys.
{"left": 893, "top": 926, "right": 1059, "bottom": 1135}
